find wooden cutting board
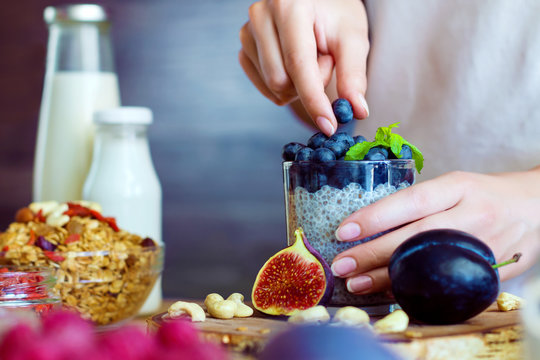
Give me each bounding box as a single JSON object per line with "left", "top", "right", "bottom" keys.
{"left": 146, "top": 301, "right": 523, "bottom": 360}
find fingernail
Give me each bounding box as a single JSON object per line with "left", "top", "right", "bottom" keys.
{"left": 315, "top": 116, "right": 335, "bottom": 136}
{"left": 347, "top": 275, "right": 373, "bottom": 293}
{"left": 331, "top": 257, "right": 357, "bottom": 277}
{"left": 335, "top": 223, "right": 361, "bottom": 241}
{"left": 359, "top": 94, "right": 370, "bottom": 117}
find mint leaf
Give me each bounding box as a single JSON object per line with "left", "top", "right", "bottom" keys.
{"left": 344, "top": 141, "right": 375, "bottom": 161}
{"left": 389, "top": 133, "right": 405, "bottom": 158}
{"left": 344, "top": 122, "right": 424, "bottom": 173}
{"left": 404, "top": 141, "right": 424, "bottom": 173}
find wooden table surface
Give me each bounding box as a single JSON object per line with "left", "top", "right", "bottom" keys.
{"left": 136, "top": 299, "right": 525, "bottom": 360}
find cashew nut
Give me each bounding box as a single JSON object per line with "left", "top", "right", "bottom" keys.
{"left": 497, "top": 292, "right": 524, "bottom": 311}
{"left": 226, "top": 293, "right": 254, "bottom": 318}
{"left": 45, "top": 203, "right": 70, "bottom": 227}
{"left": 168, "top": 301, "right": 206, "bottom": 322}
{"left": 288, "top": 305, "right": 330, "bottom": 324}
{"left": 207, "top": 299, "right": 237, "bottom": 319}
{"left": 29, "top": 201, "right": 59, "bottom": 216}
{"left": 332, "top": 306, "right": 370, "bottom": 326}
{"left": 204, "top": 293, "right": 224, "bottom": 309}
{"left": 373, "top": 309, "right": 409, "bottom": 334}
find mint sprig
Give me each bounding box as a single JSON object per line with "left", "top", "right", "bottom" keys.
{"left": 344, "top": 123, "right": 424, "bottom": 173}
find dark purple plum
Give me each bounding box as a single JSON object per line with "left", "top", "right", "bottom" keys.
{"left": 332, "top": 98, "right": 354, "bottom": 124}
{"left": 260, "top": 324, "right": 399, "bottom": 360}
{"left": 389, "top": 229, "right": 499, "bottom": 324}
{"left": 391, "top": 229, "right": 497, "bottom": 267}
{"left": 307, "top": 132, "right": 328, "bottom": 149}
{"left": 282, "top": 142, "right": 305, "bottom": 161}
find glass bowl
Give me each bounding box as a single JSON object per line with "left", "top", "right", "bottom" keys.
{"left": 0, "top": 246, "right": 163, "bottom": 325}
{"left": 0, "top": 265, "right": 61, "bottom": 317}
{"left": 283, "top": 159, "right": 416, "bottom": 308}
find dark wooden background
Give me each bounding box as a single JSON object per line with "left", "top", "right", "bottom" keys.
{"left": 0, "top": 0, "right": 316, "bottom": 298}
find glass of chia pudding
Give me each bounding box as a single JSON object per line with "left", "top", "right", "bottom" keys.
{"left": 283, "top": 159, "right": 416, "bottom": 309}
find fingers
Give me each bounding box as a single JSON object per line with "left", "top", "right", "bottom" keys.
{"left": 272, "top": 3, "right": 337, "bottom": 135}
{"left": 248, "top": 2, "right": 296, "bottom": 102}
{"left": 334, "top": 207, "right": 460, "bottom": 278}
{"left": 238, "top": 50, "right": 283, "bottom": 104}
{"left": 332, "top": 6, "right": 370, "bottom": 119}
{"left": 336, "top": 172, "right": 467, "bottom": 242}
{"left": 347, "top": 267, "right": 390, "bottom": 294}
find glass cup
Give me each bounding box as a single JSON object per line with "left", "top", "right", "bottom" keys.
{"left": 283, "top": 159, "right": 416, "bottom": 311}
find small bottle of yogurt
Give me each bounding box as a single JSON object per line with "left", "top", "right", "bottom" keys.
{"left": 83, "top": 107, "right": 163, "bottom": 314}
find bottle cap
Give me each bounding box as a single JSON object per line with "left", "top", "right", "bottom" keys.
{"left": 94, "top": 107, "right": 153, "bottom": 125}
{"left": 44, "top": 4, "right": 108, "bottom": 24}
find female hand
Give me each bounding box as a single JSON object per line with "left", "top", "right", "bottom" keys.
{"left": 239, "top": 0, "right": 370, "bottom": 136}
{"left": 331, "top": 169, "right": 540, "bottom": 295}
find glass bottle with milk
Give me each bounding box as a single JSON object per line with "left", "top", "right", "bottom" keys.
{"left": 33, "top": 4, "right": 120, "bottom": 202}
{"left": 83, "top": 107, "right": 163, "bottom": 314}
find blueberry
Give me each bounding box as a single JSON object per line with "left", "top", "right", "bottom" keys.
{"left": 328, "top": 163, "right": 363, "bottom": 189}
{"left": 398, "top": 144, "right": 413, "bottom": 159}
{"left": 35, "top": 236, "right": 57, "bottom": 251}
{"left": 332, "top": 98, "right": 354, "bottom": 124}
{"left": 390, "top": 144, "right": 413, "bottom": 159}
{"left": 365, "top": 146, "right": 389, "bottom": 161}
{"left": 353, "top": 135, "right": 367, "bottom": 144}
{"left": 306, "top": 170, "right": 328, "bottom": 193}
{"left": 307, "top": 132, "right": 328, "bottom": 149}
{"left": 391, "top": 168, "right": 415, "bottom": 186}
{"left": 295, "top": 147, "right": 314, "bottom": 161}
{"left": 282, "top": 142, "right": 305, "bottom": 161}
{"left": 322, "top": 139, "right": 349, "bottom": 158}
{"left": 312, "top": 148, "right": 336, "bottom": 163}
{"left": 372, "top": 162, "right": 389, "bottom": 186}
{"left": 329, "top": 131, "right": 355, "bottom": 147}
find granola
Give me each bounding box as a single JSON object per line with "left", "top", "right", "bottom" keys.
{"left": 0, "top": 202, "right": 162, "bottom": 325}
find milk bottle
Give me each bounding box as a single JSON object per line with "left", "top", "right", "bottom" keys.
{"left": 33, "top": 4, "right": 120, "bottom": 202}
{"left": 83, "top": 107, "right": 163, "bottom": 314}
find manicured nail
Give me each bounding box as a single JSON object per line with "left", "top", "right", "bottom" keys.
{"left": 331, "top": 257, "right": 357, "bottom": 277}
{"left": 335, "top": 223, "right": 361, "bottom": 241}
{"left": 359, "top": 94, "right": 370, "bottom": 117}
{"left": 315, "top": 116, "right": 335, "bottom": 136}
{"left": 347, "top": 275, "right": 373, "bottom": 293}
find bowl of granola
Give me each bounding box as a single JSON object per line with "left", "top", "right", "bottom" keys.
{"left": 0, "top": 201, "right": 163, "bottom": 325}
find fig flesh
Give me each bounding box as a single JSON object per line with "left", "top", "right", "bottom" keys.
{"left": 389, "top": 229, "right": 499, "bottom": 324}
{"left": 252, "top": 228, "right": 334, "bottom": 316}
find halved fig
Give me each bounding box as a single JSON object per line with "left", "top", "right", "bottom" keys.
{"left": 251, "top": 228, "right": 334, "bottom": 316}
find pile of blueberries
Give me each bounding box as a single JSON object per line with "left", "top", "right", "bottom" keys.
{"left": 282, "top": 131, "right": 413, "bottom": 163}
{"left": 282, "top": 131, "right": 414, "bottom": 193}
